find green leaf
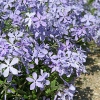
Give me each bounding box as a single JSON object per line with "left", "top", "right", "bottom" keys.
{"left": 0, "top": 80, "right": 3, "bottom": 85}
{"left": 17, "top": 89, "right": 26, "bottom": 95}
{"left": 90, "top": 8, "right": 97, "bottom": 15}
{"left": 88, "top": 0, "right": 94, "bottom": 5}
{"left": 51, "top": 80, "right": 56, "bottom": 88}
{"left": 50, "top": 80, "right": 58, "bottom": 91}
{"left": 46, "top": 88, "right": 51, "bottom": 94}
{"left": 10, "top": 88, "right": 15, "bottom": 93}
{"left": 24, "top": 95, "right": 28, "bottom": 99}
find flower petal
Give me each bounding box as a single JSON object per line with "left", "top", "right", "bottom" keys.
{"left": 36, "top": 82, "right": 44, "bottom": 88}
{"left": 28, "top": 19, "right": 32, "bottom": 27}
{"left": 26, "top": 77, "right": 34, "bottom": 82}
{"left": 7, "top": 74, "right": 13, "bottom": 82}
{"left": 69, "top": 84, "right": 76, "bottom": 91}
{"left": 8, "top": 33, "right": 14, "bottom": 38}
{"left": 5, "top": 59, "right": 10, "bottom": 65}
{"left": 3, "top": 68, "right": 9, "bottom": 77}
{"left": 41, "top": 21, "right": 46, "bottom": 27}
{"left": 37, "top": 76, "right": 45, "bottom": 81}
{"left": 35, "top": 58, "right": 38, "bottom": 65}
{"left": 10, "top": 67, "right": 18, "bottom": 75}
{"left": 9, "top": 38, "right": 14, "bottom": 44}
{"left": 32, "top": 72, "right": 37, "bottom": 80}
{"left": 10, "top": 58, "right": 19, "bottom": 66}
{"left": 45, "top": 80, "right": 50, "bottom": 85}
{"left": 30, "top": 83, "right": 36, "bottom": 90}
{"left": 41, "top": 49, "right": 48, "bottom": 54}
{"left": 38, "top": 53, "right": 45, "bottom": 58}
{"left": 0, "top": 64, "right": 8, "bottom": 69}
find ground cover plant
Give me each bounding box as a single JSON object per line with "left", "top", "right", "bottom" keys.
{"left": 0, "top": 0, "right": 100, "bottom": 100}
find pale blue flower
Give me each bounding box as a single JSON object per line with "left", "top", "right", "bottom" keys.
{"left": 0, "top": 58, "right": 19, "bottom": 77}
{"left": 26, "top": 72, "right": 44, "bottom": 90}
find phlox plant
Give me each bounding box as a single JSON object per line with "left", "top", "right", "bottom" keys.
{"left": 0, "top": 0, "right": 100, "bottom": 100}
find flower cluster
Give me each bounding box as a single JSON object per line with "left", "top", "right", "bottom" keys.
{"left": 0, "top": 0, "right": 100, "bottom": 100}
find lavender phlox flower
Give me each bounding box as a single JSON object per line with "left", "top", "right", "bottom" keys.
{"left": 12, "top": 15, "right": 22, "bottom": 26}
{"left": 3, "top": 0, "right": 15, "bottom": 10}
{"left": 40, "top": 69, "right": 50, "bottom": 86}
{"left": 71, "top": 27, "right": 86, "bottom": 40}
{"left": 0, "top": 41, "right": 9, "bottom": 56}
{"left": 63, "top": 84, "right": 76, "bottom": 100}
{"left": 32, "top": 45, "right": 48, "bottom": 64}
{"left": 57, "top": 5, "right": 71, "bottom": 16}
{"left": 25, "top": 12, "right": 35, "bottom": 27}
{"left": 50, "top": 55, "right": 58, "bottom": 64}
{"left": 72, "top": 5, "right": 84, "bottom": 15}
{"left": 38, "top": 48, "right": 48, "bottom": 58}
{"left": 72, "top": 48, "right": 87, "bottom": 63}
{"left": 8, "top": 31, "right": 24, "bottom": 41}
{"left": 0, "top": 34, "right": 6, "bottom": 42}
{"left": 38, "top": 0, "right": 48, "bottom": 5}
{"left": 0, "top": 58, "right": 19, "bottom": 77}
{"left": 1, "top": 9, "right": 12, "bottom": 19}
{"left": 81, "top": 14, "right": 96, "bottom": 25}
{"left": 9, "top": 8, "right": 22, "bottom": 25}
{"left": 49, "top": 50, "right": 68, "bottom": 74}
{"left": 33, "top": 12, "right": 46, "bottom": 28}
{"left": 26, "top": 72, "right": 45, "bottom": 90}
{"left": 22, "top": 0, "right": 36, "bottom": 7}
{"left": 16, "top": 35, "right": 32, "bottom": 55}
{"left": 8, "top": 38, "right": 19, "bottom": 53}
{"left": 54, "top": 84, "right": 75, "bottom": 100}
{"left": 64, "top": 40, "right": 74, "bottom": 50}
{"left": 58, "top": 10, "right": 68, "bottom": 23}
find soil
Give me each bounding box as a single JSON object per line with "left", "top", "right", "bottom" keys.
{"left": 74, "top": 43, "right": 100, "bottom": 100}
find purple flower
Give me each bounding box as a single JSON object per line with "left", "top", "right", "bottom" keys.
{"left": 54, "top": 84, "right": 76, "bottom": 100}
{"left": 25, "top": 12, "right": 35, "bottom": 27}
{"left": 26, "top": 70, "right": 50, "bottom": 90}
{"left": 8, "top": 31, "right": 24, "bottom": 41}
{"left": 26, "top": 72, "right": 44, "bottom": 90}
{"left": 81, "top": 14, "right": 95, "bottom": 25}
{"left": 0, "top": 58, "right": 19, "bottom": 77}
{"left": 4, "top": 0, "right": 14, "bottom": 10}
{"left": 0, "top": 41, "right": 9, "bottom": 56}
{"left": 40, "top": 69, "right": 50, "bottom": 86}
{"left": 33, "top": 12, "right": 46, "bottom": 28}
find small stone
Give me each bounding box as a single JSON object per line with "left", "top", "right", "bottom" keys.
{"left": 94, "top": 93, "right": 99, "bottom": 95}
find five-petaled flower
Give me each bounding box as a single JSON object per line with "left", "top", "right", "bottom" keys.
{"left": 26, "top": 71, "right": 50, "bottom": 90}
{"left": 25, "top": 12, "right": 35, "bottom": 27}
{"left": 81, "top": 14, "right": 95, "bottom": 25}
{"left": 26, "top": 72, "right": 44, "bottom": 90}
{"left": 0, "top": 58, "right": 19, "bottom": 77}
{"left": 33, "top": 12, "right": 46, "bottom": 28}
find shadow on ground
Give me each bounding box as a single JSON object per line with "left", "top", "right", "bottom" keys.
{"left": 74, "top": 47, "right": 100, "bottom": 100}
{"left": 73, "top": 87, "right": 93, "bottom": 100}
{"left": 86, "top": 65, "right": 100, "bottom": 75}
{"left": 84, "top": 51, "right": 100, "bottom": 75}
